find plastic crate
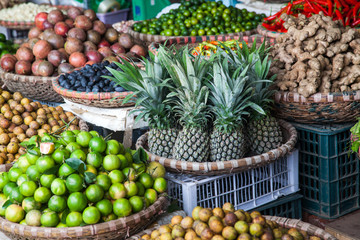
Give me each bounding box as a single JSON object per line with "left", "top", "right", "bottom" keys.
{"left": 250, "top": 193, "right": 303, "bottom": 219}
{"left": 96, "top": 8, "right": 130, "bottom": 26}
{"left": 166, "top": 150, "right": 299, "bottom": 216}
{"left": 293, "top": 122, "right": 360, "bottom": 219}
{"left": 132, "top": 0, "right": 171, "bottom": 21}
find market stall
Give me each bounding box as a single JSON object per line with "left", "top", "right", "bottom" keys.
{"left": 0, "top": 0, "right": 356, "bottom": 239}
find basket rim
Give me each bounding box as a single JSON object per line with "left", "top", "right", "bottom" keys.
{"left": 0, "top": 5, "right": 80, "bottom": 29}
{"left": 275, "top": 90, "right": 360, "bottom": 103}
{"left": 127, "top": 22, "right": 257, "bottom": 42}
{"left": 148, "top": 34, "right": 275, "bottom": 57}
{"left": 0, "top": 67, "right": 57, "bottom": 82}
{"left": 52, "top": 77, "right": 135, "bottom": 101}
{"left": 129, "top": 216, "right": 336, "bottom": 240}
{"left": 257, "top": 24, "right": 285, "bottom": 38}
{"left": 135, "top": 119, "right": 297, "bottom": 175}
{"left": 264, "top": 216, "right": 337, "bottom": 240}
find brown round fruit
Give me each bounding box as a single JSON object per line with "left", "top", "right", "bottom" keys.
{"left": 0, "top": 133, "right": 10, "bottom": 145}
{"left": 222, "top": 203, "right": 235, "bottom": 213}
{"left": 47, "top": 34, "right": 65, "bottom": 50}
{"left": 84, "top": 9, "right": 97, "bottom": 21}
{"left": 28, "top": 27, "right": 42, "bottom": 39}
{"left": 15, "top": 61, "right": 32, "bottom": 75}
{"left": 222, "top": 226, "right": 237, "bottom": 240}
{"left": 48, "top": 50, "right": 66, "bottom": 67}
{"left": 33, "top": 40, "right": 52, "bottom": 59}
{"left": 110, "top": 43, "right": 126, "bottom": 54}
{"left": 42, "top": 29, "right": 55, "bottom": 40}
{"left": 180, "top": 217, "right": 194, "bottom": 230}
{"left": 209, "top": 219, "right": 224, "bottom": 234}
{"left": 69, "top": 52, "right": 87, "bottom": 68}
{"left": 47, "top": 9, "right": 64, "bottom": 24}
{"left": 84, "top": 41, "right": 97, "bottom": 53}
{"left": 26, "top": 128, "right": 37, "bottom": 137}
{"left": 67, "top": 7, "right": 83, "bottom": 20}
{"left": 105, "top": 28, "right": 119, "bottom": 43}
{"left": 37, "top": 61, "right": 54, "bottom": 77}
{"left": 213, "top": 208, "right": 225, "bottom": 219}
{"left": 65, "top": 37, "right": 84, "bottom": 55}
{"left": 58, "top": 63, "right": 74, "bottom": 74}
{"left": 103, "top": 56, "right": 119, "bottom": 63}
{"left": 199, "top": 208, "right": 213, "bottom": 223}
{"left": 28, "top": 38, "right": 39, "bottom": 50}
{"left": 92, "top": 20, "right": 106, "bottom": 35}
{"left": 75, "top": 15, "right": 93, "bottom": 31}
{"left": 67, "top": 28, "right": 86, "bottom": 42}
{"left": 200, "top": 228, "right": 214, "bottom": 240}
{"left": 87, "top": 30, "right": 101, "bottom": 45}
{"left": 85, "top": 51, "right": 103, "bottom": 63}
{"left": 118, "top": 33, "right": 134, "bottom": 49}
{"left": 1, "top": 57, "right": 17, "bottom": 72}
{"left": 31, "top": 59, "right": 44, "bottom": 76}
{"left": 224, "top": 213, "right": 238, "bottom": 227}
{"left": 16, "top": 47, "right": 34, "bottom": 62}
{"left": 98, "top": 47, "right": 113, "bottom": 58}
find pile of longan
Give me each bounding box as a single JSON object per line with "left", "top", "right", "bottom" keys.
{"left": 0, "top": 89, "right": 81, "bottom": 164}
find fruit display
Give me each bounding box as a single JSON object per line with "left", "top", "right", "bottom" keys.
{"left": 141, "top": 203, "right": 322, "bottom": 240}
{"left": 58, "top": 61, "right": 128, "bottom": 93}
{"left": 107, "top": 40, "right": 283, "bottom": 162}
{"left": 262, "top": 0, "right": 360, "bottom": 33}
{"left": 191, "top": 40, "right": 243, "bottom": 56}
{"left": 271, "top": 12, "right": 360, "bottom": 97}
{"left": 0, "top": 7, "right": 147, "bottom": 76}
{"left": 0, "top": 89, "right": 82, "bottom": 164}
{"left": 0, "top": 3, "right": 62, "bottom": 22}
{"left": 0, "top": 33, "right": 18, "bottom": 59}
{"left": 0, "top": 132, "right": 167, "bottom": 227}
{"left": 131, "top": 0, "right": 266, "bottom": 36}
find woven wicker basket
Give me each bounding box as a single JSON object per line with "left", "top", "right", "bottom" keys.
{"left": 127, "top": 21, "right": 258, "bottom": 47}
{"left": 148, "top": 34, "right": 275, "bottom": 57}
{"left": 0, "top": 167, "right": 168, "bottom": 240}
{"left": 257, "top": 24, "right": 284, "bottom": 42}
{"left": 274, "top": 91, "right": 360, "bottom": 123}
{"left": 128, "top": 216, "right": 336, "bottom": 240}
{"left": 52, "top": 77, "right": 136, "bottom": 108}
{"left": 136, "top": 119, "right": 297, "bottom": 175}
{"left": 0, "top": 68, "right": 63, "bottom": 102}
{"left": 0, "top": 5, "right": 79, "bottom": 30}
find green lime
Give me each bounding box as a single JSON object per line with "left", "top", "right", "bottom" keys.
{"left": 95, "top": 199, "right": 112, "bottom": 216}
{"left": 135, "top": 182, "right": 145, "bottom": 196}
{"left": 34, "top": 187, "right": 51, "bottom": 204}
{"left": 86, "top": 152, "right": 103, "bottom": 168}
{"left": 20, "top": 181, "right": 37, "bottom": 197}
{"left": 70, "top": 149, "right": 86, "bottom": 161}
{"left": 89, "top": 137, "right": 106, "bottom": 153}
{"left": 17, "top": 174, "right": 29, "bottom": 187}
{"left": 138, "top": 173, "right": 154, "bottom": 189}
{"left": 65, "top": 142, "right": 81, "bottom": 153}
{"left": 40, "top": 174, "right": 56, "bottom": 188}
{"left": 113, "top": 198, "right": 132, "bottom": 217}
{"left": 5, "top": 204, "right": 25, "bottom": 223}
{"left": 26, "top": 165, "right": 41, "bottom": 181}
{"left": 108, "top": 170, "right": 125, "bottom": 184}
{"left": 67, "top": 192, "right": 87, "bottom": 212}
{"left": 48, "top": 195, "right": 67, "bottom": 212}
{"left": 96, "top": 174, "right": 111, "bottom": 191}
{"left": 58, "top": 163, "right": 76, "bottom": 178}
{"left": 52, "top": 148, "right": 70, "bottom": 164}
{"left": 65, "top": 174, "right": 84, "bottom": 192}
{"left": 8, "top": 167, "right": 22, "bottom": 182}
{"left": 76, "top": 131, "right": 93, "bottom": 147}
{"left": 66, "top": 211, "right": 83, "bottom": 227}
{"left": 85, "top": 184, "right": 104, "bottom": 203}
{"left": 41, "top": 211, "right": 60, "bottom": 227}
{"left": 10, "top": 187, "right": 24, "bottom": 203}
{"left": 36, "top": 156, "right": 55, "bottom": 173}
{"left": 22, "top": 197, "right": 41, "bottom": 212}
{"left": 103, "top": 155, "right": 121, "bottom": 171}
{"left": 51, "top": 178, "right": 67, "bottom": 196}
{"left": 82, "top": 206, "right": 101, "bottom": 224}
{"left": 129, "top": 196, "right": 144, "bottom": 213}
{"left": 0, "top": 173, "right": 9, "bottom": 192}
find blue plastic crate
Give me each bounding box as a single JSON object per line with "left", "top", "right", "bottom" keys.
{"left": 250, "top": 193, "right": 302, "bottom": 219}
{"left": 293, "top": 122, "right": 359, "bottom": 219}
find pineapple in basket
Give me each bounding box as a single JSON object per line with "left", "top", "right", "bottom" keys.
{"left": 106, "top": 54, "right": 178, "bottom": 158}
{"left": 158, "top": 46, "right": 213, "bottom": 162}
{"left": 208, "top": 59, "right": 264, "bottom": 161}
{"left": 219, "top": 39, "right": 283, "bottom": 154}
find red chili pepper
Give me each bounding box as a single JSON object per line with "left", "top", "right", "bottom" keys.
{"left": 344, "top": 0, "right": 358, "bottom": 4}
{"left": 305, "top": 0, "right": 317, "bottom": 13}
{"left": 334, "top": 0, "right": 343, "bottom": 10}
{"left": 327, "top": 0, "right": 333, "bottom": 16}
{"left": 352, "top": 18, "right": 360, "bottom": 27}
{"left": 314, "top": 3, "right": 329, "bottom": 16}
{"left": 346, "top": 8, "right": 354, "bottom": 26}
{"left": 353, "top": 3, "right": 360, "bottom": 18}
{"left": 262, "top": 22, "right": 277, "bottom": 31}
{"left": 335, "top": 9, "right": 345, "bottom": 25}
{"left": 287, "top": 3, "right": 293, "bottom": 15}
{"left": 338, "top": 0, "right": 349, "bottom": 10}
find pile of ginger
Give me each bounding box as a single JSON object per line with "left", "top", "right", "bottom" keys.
{"left": 271, "top": 12, "right": 360, "bottom": 97}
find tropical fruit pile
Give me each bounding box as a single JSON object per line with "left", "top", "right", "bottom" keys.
{"left": 142, "top": 203, "right": 322, "bottom": 240}
{"left": 0, "top": 131, "right": 167, "bottom": 227}
{"left": 108, "top": 40, "right": 283, "bottom": 163}
{"left": 0, "top": 89, "right": 80, "bottom": 164}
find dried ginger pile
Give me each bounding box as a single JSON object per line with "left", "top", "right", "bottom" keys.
{"left": 271, "top": 12, "right": 360, "bottom": 97}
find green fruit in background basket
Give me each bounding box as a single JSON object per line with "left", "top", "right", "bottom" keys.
{"left": 103, "top": 155, "right": 121, "bottom": 171}
{"left": 82, "top": 206, "right": 101, "bottom": 224}
{"left": 41, "top": 211, "right": 59, "bottom": 227}
{"left": 5, "top": 204, "right": 25, "bottom": 223}
{"left": 89, "top": 137, "right": 106, "bottom": 153}
{"left": 86, "top": 152, "right": 103, "bottom": 168}
{"left": 113, "top": 198, "right": 132, "bottom": 217}
{"left": 66, "top": 211, "right": 83, "bottom": 227}
{"left": 76, "top": 131, "right": 93, "bottom": 147}
{"left": 96, "top": 199, "right": 113, "bottom": 216}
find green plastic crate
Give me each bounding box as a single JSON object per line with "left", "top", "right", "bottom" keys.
{"left": 132, "top": 0, "right": 171, "bottom": 21}
{"left": 250, "top": 194, "right": 302, "bottom": 219}
{"left": 293, "top": 123, "right": 359, "bottom": 219}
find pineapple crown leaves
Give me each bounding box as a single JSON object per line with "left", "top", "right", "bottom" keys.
{"left": 104, "top": 57, "right": 175, "bottom": 129}
{"left": 217, "top": 39, "right": 276, "bottom": 119}
{"left": 208, "top": 59, "right": 264, "bottom": 133}
{"left": 157, "top": 46, "right": 213, "bottom": 129}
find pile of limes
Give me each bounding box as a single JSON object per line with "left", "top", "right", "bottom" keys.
{"left": 0, "top": 33, "right": 17, "bottom": 58}
{"left": 132, "top": 0, "right": 266, "bottom": 36}
{"left": 0, "top": 129, "right": 167, "bottom": 227}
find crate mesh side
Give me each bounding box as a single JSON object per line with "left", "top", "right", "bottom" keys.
{"left": 254, "top": 195, "right": 302, "bottom": 219}
{"left": 297, "top": 124, "right": 360, "bottom": 219}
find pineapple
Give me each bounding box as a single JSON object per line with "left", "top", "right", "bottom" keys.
{"left": 158, "top": 46, "right": 213, "bottom": 162}
{"left": 219, "top": 39, "right": 283, "bottom": 154}
{"left": 106, "top": 54, "right": 178, "bottom": 158}
{"left": 208, "top": 60, "right": 258, "bottom": 161}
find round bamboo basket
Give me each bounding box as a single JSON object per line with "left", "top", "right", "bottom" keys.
{"left": 136, "top": 119, "right": 297, "bottom": 175}
{"left": 148, "top": 34, "right": 275, "bottom": 57}
{"left": 274, "top": 90, "right": 360, "bottom": 123}
{"left": 128, "top": 216, "right": 336, "bottom": 240}
{"left": 0, "top": 68, "right": 63, "bottom": 102}
{"left": 0, "top": 5, "right": 80, "bottom": 30}
{"left": 0, "top": 167, "right": 168, "bottom": 240}
{"left": 52, "top": 77, "right": 136, "bottom": 108}
{"left": 127, "top": 21, "right": 258, "bottom": 46}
